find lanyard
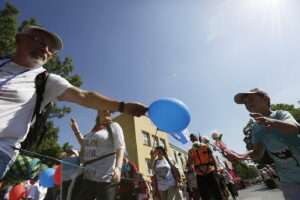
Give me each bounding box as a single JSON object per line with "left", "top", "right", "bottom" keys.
{"left": 0, "top": 60, "right": 42, "bottom": 89}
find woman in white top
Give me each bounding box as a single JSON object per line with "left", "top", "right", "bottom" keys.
{"left": 69, "top": 110, "right": 125, "bottom": 200}
{"left": 150, "top": 146, "right": 183, "bottom": 200}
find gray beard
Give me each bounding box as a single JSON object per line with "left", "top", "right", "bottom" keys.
{"left": 28, "top": 51, "right": 46, "bottom": 66}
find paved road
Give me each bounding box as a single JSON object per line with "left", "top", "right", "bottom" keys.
{"left": 238, "top": 183, "right": 285, "bottom": 200}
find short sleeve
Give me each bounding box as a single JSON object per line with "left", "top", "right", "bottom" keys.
{"left": 110, "top": 122, "right": 126, "bottom": 151}
{"left": 276, "top": 110, "right": 299, "bottom": 125}
{"left": 41, "top": 73, "right": 73, "bottom": 108}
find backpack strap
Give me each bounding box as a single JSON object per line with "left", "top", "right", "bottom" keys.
{"left": 32, "top": 71, "right": 49, "bottom": 121}
{"left": 0, "top": 59, "right": 10, "bottom": 68}
{"left": 163, "top": 156, "right": 182, "bottom": 183}
{"left": 21, "top": 71, "right": 51, "bottom": 150}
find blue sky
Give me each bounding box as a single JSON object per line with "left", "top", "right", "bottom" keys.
{"left": 4, "top": 0, "right": 300, "bottom": 154}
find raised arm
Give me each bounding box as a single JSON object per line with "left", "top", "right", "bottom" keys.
{"left": 149, "top": 149, "right": 157, "bottom": 171}
{"left": 70, "top": 118, "right": 84, "bottom": 146}
{"left": 58, "top": 87, "right": 148, "bottom": 116}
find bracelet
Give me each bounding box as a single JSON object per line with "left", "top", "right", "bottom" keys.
{"left": 75, "top": 132, "right": 80, "bottom": 135}
{"left": 114, "top": 166, "right": 122, "bottom": 171}
{"left": 119, "top": 101, "right": 125, "bottom": 113}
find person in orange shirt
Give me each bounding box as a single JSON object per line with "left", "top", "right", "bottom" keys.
{"left": 187, "top": 134, "right": 224, "bottom": 200}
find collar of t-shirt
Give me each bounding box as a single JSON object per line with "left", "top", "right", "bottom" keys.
{"left": 92, "top": 121, "right": 113, "bottom": 132}
{"left": 92, "top": 125, "right": 107, "bottom": 132}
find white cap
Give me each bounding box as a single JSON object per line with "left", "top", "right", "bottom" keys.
{"left": 20, "top": 25, "right": 63, "bottom": 51}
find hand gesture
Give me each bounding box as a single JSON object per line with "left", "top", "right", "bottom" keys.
{"left": 150, "top": 149, "right": 157, "bottom": 158}
{"left": 70, "top": 118, "right": 80, "bottom": 134}
{"left": 123, "top": 102, "right": 148, "bottom": 117}
{"left": 177, "top": 181, "right": 183, "bottom": 189}
{"left": 250, "top": 113, "right": 274, "bottom": 131}
{"left": 110, "top": 167, "right": 121, "bottom": 183}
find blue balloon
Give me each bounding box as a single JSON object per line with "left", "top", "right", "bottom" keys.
{"left": 148, "top": 98, "right": 191, "bottom": 133}
{"left": 39, "top": 168, "right": 55, "bottom": 188}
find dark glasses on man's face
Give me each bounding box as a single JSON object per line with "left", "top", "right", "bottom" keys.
{"left": 21, "top": 34, "right": 57, "bottom": 54}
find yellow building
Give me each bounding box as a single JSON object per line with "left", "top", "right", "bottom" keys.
{"left": 169, "top": 143, "right": 188, "bottom": 175}
{"left": 114, "top": 114, "right": 188, "bottom": 177}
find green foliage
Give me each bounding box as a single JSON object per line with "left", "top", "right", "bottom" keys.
{"left": 0, "top": 3, "right": 83, "bottom": 165}
{"left": 233, "top": 161, "right": 259, "bottom": 180}
{"left": 62, "top": 142, "right": 74, "bottom": 152}
{"left": 243, "top": 119, "right": 255, "bottom": 150}
{"left": 0, "top": 3, "right": 19, "bottom": 58}
{"left": 243, "top": 103, "right": 300, "bottom": 166}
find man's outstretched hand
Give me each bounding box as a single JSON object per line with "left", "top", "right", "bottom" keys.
{"left": 123, "top": 102, "right": 148, "bottom": 117}
{"left": 250, "top": 113, "right": 274, "bottom": 131}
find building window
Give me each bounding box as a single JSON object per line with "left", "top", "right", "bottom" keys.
{"left": 159, "top": 138, "right": 166, "bottom": 150}
{"left": 180, "top": 157, "right": 184, "bottom": 168}
{"left": 173, "top": 151, "right": 178, "bottom": 163}
{"left": 142, "top": 131, "right": 150, "bottom": 146}
{"left": 152, "top": 136, "right": 159, "bottom": 147}
{"left": 145, "top": 159, "right": 152, "bottom": 176}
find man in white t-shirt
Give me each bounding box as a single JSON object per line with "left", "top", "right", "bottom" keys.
{"left": 0, "top": 25, "right": 148, "bottom": 180}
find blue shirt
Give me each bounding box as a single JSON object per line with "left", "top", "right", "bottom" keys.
{"left": 252, "top": 110, "right": 300, "bottom": 183}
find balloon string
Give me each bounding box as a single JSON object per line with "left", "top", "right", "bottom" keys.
{"left": 12, "top": 147, "right": 110, "bottom": 177}
{"left": 12, "top": 147, "right": 188, "bottom": 187}
{"left": 151, "top": 128, "right": 159, "bottom": 151}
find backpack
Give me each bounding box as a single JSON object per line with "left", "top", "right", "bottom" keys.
{"left": 189, "top": 144, "right": 215, "bottom": 175}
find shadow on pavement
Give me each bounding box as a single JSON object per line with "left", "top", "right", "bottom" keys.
{"left": 253, "top": 186, "right": 271, "bottom": 192}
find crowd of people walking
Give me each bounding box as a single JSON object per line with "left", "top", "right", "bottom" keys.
{"left": 1, "top": 24, "right": 300, "bottom": 200}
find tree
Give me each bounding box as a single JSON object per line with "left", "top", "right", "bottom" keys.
{"left": 0, "top": 3, "right": 82, "bottom": 165}
{"left": 0, "top": 2, "right": 19, "bottom": 58}
{"left": 243, "top": 103, "right": 300, "bottom": 167}
{"left": 232, "top": 161, "right": 259, "bottom": 180}
{"left": 62, "top": 142, "right": 74, "bottom": 152}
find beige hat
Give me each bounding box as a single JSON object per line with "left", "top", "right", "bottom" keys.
{"left": 234, "top": 88, "right": 268, "bottom": 104}
{"left": 201, "top": 136, "right": 210, "bottom": 143}
{"left": 20, "top": 25, "right": 63, "bottom": 51}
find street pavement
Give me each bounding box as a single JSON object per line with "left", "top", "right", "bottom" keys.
{"left": 238, "top": 183, "right": 285, "bottom": 200}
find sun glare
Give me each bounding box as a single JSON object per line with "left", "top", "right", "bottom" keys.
{"left": 214, "top": 0, "right": 289, "bottom": 39}
{"left": 248, "top": 0, "right": 283, "bottom": 37}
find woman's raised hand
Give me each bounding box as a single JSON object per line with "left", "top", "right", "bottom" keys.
{"left": 70, "top": 118, "right": 80, "bottom": 134}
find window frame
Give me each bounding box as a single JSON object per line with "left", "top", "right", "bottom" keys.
{"left": 142, "top": 131, "right": 150, "bottom": 146}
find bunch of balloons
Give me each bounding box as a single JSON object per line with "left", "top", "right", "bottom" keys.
{"left": 39, "top": 166, "right": 61, "bottom": 188}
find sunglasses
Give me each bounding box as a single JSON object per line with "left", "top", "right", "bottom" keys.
{"left": 21, "top": 34, "right": 57, "bottom": 54}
